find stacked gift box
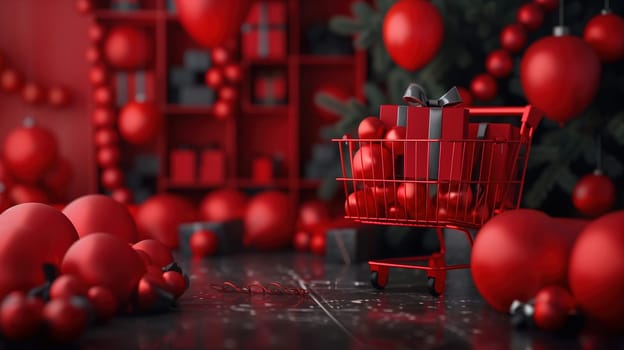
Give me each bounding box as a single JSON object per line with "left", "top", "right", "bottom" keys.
{"left": 253, "top": 70, "right": 287, "bottom": 105}
{"left": 241, "top": 1, "right": 287, "bottom": 60}
{"left": 168, "top": 49, "right": 215, "bottom": 105}
{"left": 170, "top": 146, "right": 226, "bottom": 185}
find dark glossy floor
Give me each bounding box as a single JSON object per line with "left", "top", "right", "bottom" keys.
{"left": 62, "top": 250, "right": 623, "bottom": 350}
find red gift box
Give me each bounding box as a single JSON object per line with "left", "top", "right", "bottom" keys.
{"left": 254, "top": 72, "right": 287, "bottom": 105}
{"left": 252, "top": 155, "right": 275, "bottom": 184}
{"left": 170, "top": 149, "right": 196, "bottom": 183}
{"left": 242, "top": 2, "right": 287, "bottom": 59}
{"left": 199, "top": 148, "right": 225, "bottom": 184}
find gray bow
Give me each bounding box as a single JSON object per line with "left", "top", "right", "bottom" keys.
{"left": 402, "top": 84, "right": 462, "bottom": 107}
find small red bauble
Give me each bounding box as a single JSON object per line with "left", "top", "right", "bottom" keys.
{"left": 0, "top": 69, "right": 23, "bottom": 93}
{"left": 382, "top": 0, "right": 444, "bottom": 71}
{"left": 500, "top": 24, "right": 527, "bottom": 53}
{"left": 85, "top": 46, "right": 101, "bottom": 64}
{"left": 310, "top": 234, "right": 326, "bottom": 256}
{"left": 213, "top": 100, "right": 234, "bottom": 120}
{"left": 218, "top": 86, "right": 238, "bottom": 101}
{"left": 516, "top": 3, "right": 544, "bottom": 31}
{"left": 351, "top": 144, "right": 393, "bottom": 184}
{"left": 88, "top": 23, "right": 105, "bottom": 42}
{"left": 42, "top": 298, "right": 88, "bottom": 342}
{"left": 223, "top": 64, "right": 242, "bottom": 83}
{"left": 50, "top": 275, "right": 87, "bottom": 300}
{"left": 572, "top": 173, "right": 616, "bottom": 217}
{"left": 190, "top": 230, "right": 219, "bottom": 257}
{"left": 104, "top": 26, "right": 152, "bottom": 69}
{"left": 211, "top": 47, "right": 230, "bottom": 65}
{"left": 396, "top": 182, "right": 429, "bottom": 219}
{"left": 470, "top": 74, "right": 498, "bottom": 101}
{"left": 204, "top": 67, "right": 224, "bottom": 88}
{"left": 136, "top": 268, "right": 170, "bottom": 312}
{"left": 118, "top": 101, "right": 162, "bottom": 145}
{"left": 485, "top": 49, "right": 513, "bottom": 78}
{"left": 93, "top": 86, "right": 114, "bottom": 106}
{"left": 569, "top": 211, "right": 624, "bottom": 330}
{"left": 89, "top": 64, "right": 108, "bottom": 86}
{"left": 534, "top": 298, "right": 569, "bottom": 331}
{"left": 111, "top": 187, "right": 133, "bottom": 204}
{"left": 92, "top": 107, "right": 116, "bottom": 128}
{"left": 94, "top": 127, "right": 118, "bottom": 147}
{"left": 297, "top": 200, "right": 330, "bottom": 229}
{"left": 136, "top": 194, "right": 197, "bottom": 249}
{"left": 244, "top": 191, "right": 295, "bottom": 250}
{"left": 386, "top": 205, "right": 408, "bottom": 219}
{"left": 0, "top": 292, "right": 42, "bottom": 341}
{"left": 101, "top": 167, "right": 124, "bottom": 190}
{"left": 583, "top": 13, "right": 624, "bottom": 62}
{"left": 533, "top": 0, "right": 559, "bottom": 11}
{"left": 344, "top": 190, "right": 379, "bottom": 217}
{"left": 456, "top": 86, "right": 473, "bottom": 107}
{"left": 369, "top": 184, "right": 398, "bottom": 208}
{"left": 133, "top": 239, "right": 174, "bottom": 269}
{"left": 199, "top": 189, "right": 247, "bottom": 222}
{"left": 162, "top": 271, "right": 187, "bottom": 299}
{"left": 534, "top": 285, "right": 576, "bottom": 312}
{"left": 383, "top": 126, "right": 406, "bottom": 156}
{"left": 48, "top": 86, "right": 71, "bottom": 107}
{"left": 96, "top": 146, "right": 121, "bottom": 168}
{"left": 87, "top": 286, "right": 117, "bottom": 322}
{"left": 75, "top": 0, "right": 92, "bottom": 15}
{"left": 293, "top": 230, "right": 311, "bottom": 251}
{"left": 63, "top": 194, "right": 138, "bottom": 243}
{"left": 22, "top": 83, "right": 46, "bottom": 105}
{"left": 437, "top": 184, "right": 473, "bottom": 213}
{"left": 358, "top": 117, "right": 386, "bottom": 140}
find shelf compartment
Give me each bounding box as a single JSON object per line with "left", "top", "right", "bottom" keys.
{"left": 298, "top": 55, "right": 355, "bottom": 65}
{"left": 164, "top": 105, "right": 214, "bottom": 116}
{"left": 93, "top": 9, "right": 160, "bottom": 22}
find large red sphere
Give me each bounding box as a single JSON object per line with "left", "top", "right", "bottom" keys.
{"left": 199, "top": 189, "right": 247, "bottom": 222}
{"left": 583, "top": 13, "right": 624, "bottom": 62}
{"left": 485, "top": 49, "right": 513, "bottom": 78}
{"left": 569, "top": 211, "right": 624, "bottom": 330}
{"left": 471, "top": 209, "right": 575, "bottom": 312}
{"left": 62, "top": 233, "right": 145, "bottom": 305}
{"left": 351, "top": 144, "right": 393, "bottom": 185}
{"left": 516, "top": 3, "right": 544, "bottom": 31}
{"left": 369, "top": 184, "right": 398, "bottom": 209}
{"left": 244, "top": 191, "right": 295, "bottom": 250}
{"left": 521, "top": 35, "right": 600, "bottom": 124}
{"left": 118, "top": 101, "right": 162, "bottom": 145}
{"left": 50, "top": 275, "right": 87, "bottom": 300}
{"left": 136, "top": 194, "right": 197, "bottom": 249}
{"left": 133, "top": 239, "right": 174, "bottom": 269}
{"left": 63, "top": 194, "right": 138, "bottom": 243}
{"left": 396, "top": 182, "right": 430, "bottom": 219}
{"left": 0, "top": 69, "right": 23, "bottom": 93}
{"left": 22, "top": 83, "right": 46, "bottom": 105}
{"left": 358, "top": 117, "right": 386, "bottom": 140}
{"left": 470, "top": 74, "right": 498, "bottom": 102}
{"left": 174, "top": 0, "right": 252, "bottom": 48}
{"left": 0, "top": 226, "right": 49, "bottom": 298}
{"left": 572, "top": 173, "right": 616, "bottom": 217}
{"left": 2, "top": 122, "right": 58, "bottom": 183}
{"left": 500, "top": 24, "right": 527, "bottom": 53}
{"left": 104, "top": 26, "right": 152, "bottom": 69}
{"left": 382, "top": 0, "right": 444, "bottom": 71}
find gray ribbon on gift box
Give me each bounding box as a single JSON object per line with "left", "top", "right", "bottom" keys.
{"left": 240, "top": 2, "right": 287, "bottom": 57}
{"left": 399, "top": 84, "right": 463, "bottom": 181}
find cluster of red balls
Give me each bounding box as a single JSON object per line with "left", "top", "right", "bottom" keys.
{"left": 204, "top": 47, "right": 243, "bottom": 120}
{"left": 0, "top": 52, "right": 72, "bottom": 108}
{"left": 292, "top": 200, "right": 333, "bottom": 256}
{"left": 0, "top": 197, "right": 190, "bottom": 343}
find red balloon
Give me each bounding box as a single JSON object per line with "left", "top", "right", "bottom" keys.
{"left": 50, "top": 275, "right": 87, "bottom": 300}
{"left": 93, "top": 127, "right": 119, "bottom": 147}
{"left": 22, "top": 83, "right": 45, "bottom": 105}
{"left": 85, "top": 46, "right": 101, "bottom": 64}
{"left": 88, "top": 23, "right": 105, "bottom": 42}
{"left": 175, "top": 0, "right": 252, "bottom": 48}
{"left": 534, "top": 0, "right": 559, "bottom": 11}
{"left": 111, "top": 187, "right": 133, "bottom": 204}
{"left": 456, "top": 86, "right": 473, "bottom": 107}
{"left": 310, "top": 234, "right": 326, "bottom": 256}
{"left": 244, "top": 191, "right": 295, "bottom": 250}
{"left": 351, "top": 144, "right": 393, "bottom": 185}
{"left": 92, "top": 107, "right": 116, "bottom": 128}
{"left": 8, "top": 184, "right": 49, "bottom": 204}
{"left": 521, "top": 35, "right": 600, "bottom": 124}
{"left": 293, "top": 230, "right": 311, "bottom": 252}
{"left": 471, "top": 209, "right": 574, "bottom": 312}
{"left": 297, "top": 200, "right": 330, "bottom": 229}
{"left": 344, "top": 190, "right": 379, "bottom": 217}
{"left": 517, "top": 3, "right": 544, "bottom": 31}
{"left": 87, "top": 286, "right": 117, "bottom": 322}
{"left": 486, "top": 49, "right": 513, "bottom": 78}
{"left": 200, "top": 189, "right": 247, "bottom": 222}
{"left": 2, "top": 121, "right": 58, "bottom": 183}
{"left": 358, "top": 117, "right": 386, "bottom": 139}
{"left": 0, "top": 69, "right": 23, "bottom": 93}
{"left": 383, "top": 126, "right": 406, "bottom": 156}
{"left": 162, "top": 271, "right": 187, "bottom": 299}
{"left": 62, "top": 233, "right": 145, "bottom": 305}
{"left": 47, "top": 86, "right": 71, "bottom": 107}
{"left": 0, "top": 292, "right": 42, "bottom": 341}
{"left": 104, "top": 26, "right": 152, "bottom": 69}
{"left": 101, "top": 167, "right": 124, "bottom": 190}
{"left": 136, "top": 194, "right": 197, "bottom": 249}
{"left": 89, "top": 64, "right": 108, "bottom": 86}
{"left": 213, "top": 100, "right": 234, "bottom": 120}
{"left": 42, "top": 298, "right": 88, "bottom": 342}
{"left": 118, "top": 101, "right": 162, "bottom": 145}
{"left": 572, "top": 173, "right": 615, "bottom": 217}
{"left": 211, "top": 47, "right": 230, "bottom": 65}
{"left": 223, "top": 64, "right": 242, "bottom": 83}
{"left": 500, "top": 24, "right": 527, "bottom": 53}
{"left": 569, "top": 211, "right": 624, "bottom": 330}
{"left": 218, "top": 86, "right": 238, "bottom": 102}
{"left": 63, "top": 194, "right": 138, "bottom": 243}
{"left": 133, "top": 239, "right": 174, "bottom": 269}
{"left": 382, "top": 0, "right": 444, "bottom": 71}
{"left": 583, "top": 13, "right": 624, "bottom": 62}
{"left": 190, "top": 229, "right": 219, "bottom": 257}
{"left": 470, "top": 74, "right": 498, "bottom": 101}
{"left": 396, "top": 182, "right": 430, "bottom": 219}
{"left": 93, "top": 85, "right": 114, "bottom": 106}
{"left": 204, "top": 67, "right": 224, "bottom": 88}
{"left": 96, "top": 146, "right": 121, "bottom": 168}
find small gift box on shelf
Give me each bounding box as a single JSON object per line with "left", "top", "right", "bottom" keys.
{"left": 169, "top": 148, "right": 196, "bottom": 184}
{"left": 252, "top": 154, "right": 283, "bottom": 184}
{"left": 253, "top": 71, "right": 287, "bottom": 105}
{"left": 380, "top": 85, "right": 469, "bottom": 184}
{"left": 199, "top": 147, "right": 226, "bottom": 185}
{"left": 241, "top": 1, "right": 287, "bottom": 59}
{"left": 178, "top": 220, "right": 245, "bottom": 256}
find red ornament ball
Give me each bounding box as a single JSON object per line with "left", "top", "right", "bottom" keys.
{"left": 517, "top": 3, "right": 544, "bottom": 31}
{"left": 63, "top": 194, "right": 138, "bottom": 243}
{"left": 572, "top": 173, "right": 615, "bottom": 217}
{"left": 93, "top": 127, "right": 118, "bottom": 147}
{"left": 93, "top": 85, "right": 114, "bottom": 106}
{"left": 88, "top": 23, "right": 105, "bottom": 42}
{"left": 96, "top": 145, "right": 121, "bottom": 168}
{"left": 534, "top": 0, "right": 559, "bottom": 11}
{"left": 162, "top": 271, "right": 187, "bottom": 299}
{"left": 437, "top": 184, "right": 473, "bottom": 213}
{"left": 396, "top": 182, "right": 429, "bottom": 219}
{"left": 92, "top": 107, "right": 116, "bottom": 128}
{"left": 310, "top": 234, "right": 326, "bottom": 256}
{"left": 244, "top": 191, "right": 295, "bottom": 250}
{"left": 0, "top": 69, "right": 23, "bottom": 93}
{"left": 583, "top": 13, "right": 624, "bottom": 62}
{"left": 218, "top": 86, "right": 238, "bottom": 101}
{"left": 383, "top": 126, "right": 406, "bottom": 156}
{"left": 485, "top": 49, "right": 513, "bottom": 78}
{"left": 85, "top": 46, "right": 101, "bottom": 64}
{"left": 75, "top": 0, "right": 92, "bottom": 15}
{"left": 358, "top": 117, "right": 386, "bottom": 139}
{"left": 298, "top": 200, "right": 331, "bottom": 229}
{"left": 62, "top": 233, "right": 146, "bottom": 305}
{"left": 500, "top": 24, "right": 527, "bottom": 53}
{"left": 521, "top": 35, "right": 600, "bottom": 124}
{"left": 534, "top": 285, "right": 575, "bottom": 313}
{"left": 470, "top": 74, "right": 497, "bottom": 102}
{"left": 50, "top": 275, "right": 87, "bottom": 300}
{"left": 111, "top": 187, "right": 133, "bottom": 204}
{"left": 2, "top": 121, "right": 58, "bottom": 183}
{"left": 101, "top": 167, "right": 124, "bottom": 190}
{"left": 382, "top": 0, "right": 444, "bottom": 71}
{"left": 0, "top": 292, "right": 42, "bottom": 341}
{"left": 213, "top": 100, "right": 234, "bottom": 120}
{"left": 345, "top": 190, "right": 379, "bottom": 217}
{"left": 22, "top": 83, "right": 46, "bottom": 105}
{"left": 47, "top": 86, "right": 71, "bottom": 107}
{"left": 190, "top": 229, "right": 219, "bottom": 257}
{"left": 223, "top": 64, "right": 242, "bottom": 83}
{"left": 369, "top": 184, "right": 398, "bottom": 209}
{"left": 89, "top": 64, "right": 108, "bottom": 86}
{"left": 8, "top": 184, "right": 49, "bottom": 204}
{"left": 104, "top": 26, "right": 152, "bottom": 69}
{"left": 87, "top": 286, "right": 117, "bottom": 322}
{"left": 136, "top": 194, "right": 197, "bottom": 249}
{"left": 118, "top": 101, "right": 162, "bottom": 145}
{"left": 42, "top": 298, "right": 88, "bottom": 342}
{"left": 293, "top": 230, "right": 311, "bottom": 252}
{"left": 199, "top": 189, "right": 247, "bottom": 222}
{"left": 133, "top": 239, "right": 174, "bottom": 269}
{"left": 211, "top": 47, "right": 230, "bottom": 65}
{"left": 534, "top": 297, "right": 569, "bottom": 331}
{"left": 204, "top": 67, "right": 224, "bottom": 88}
{"left": 351, "top": 144, "right": 393, "bottom": 185}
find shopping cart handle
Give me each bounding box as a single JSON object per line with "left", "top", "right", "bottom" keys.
{"left": 467, "top": 105, "right": 543, "bottom": 130}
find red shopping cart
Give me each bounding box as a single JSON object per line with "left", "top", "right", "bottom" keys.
{"left": 334, "top": 105, "right": 542, "bottom": 296}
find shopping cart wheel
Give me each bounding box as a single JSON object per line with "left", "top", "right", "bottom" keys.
{"left": 427, "top": 277, "right": 441, "bottom": 297}
{"left": 370, "top": 271, "right": 386, "bottom": 290}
